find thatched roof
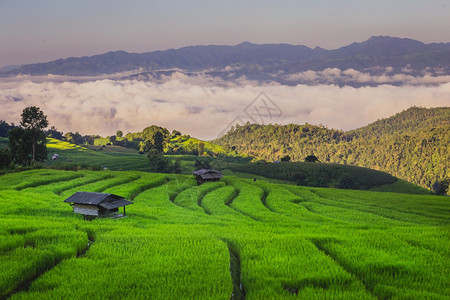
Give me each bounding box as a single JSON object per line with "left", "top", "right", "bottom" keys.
{"left": 64, "top": 192, "right": 133, "bottom": 209}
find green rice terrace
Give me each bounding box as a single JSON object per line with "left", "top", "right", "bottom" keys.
{"left": 0, "top": 168, "right": 449, "bottom": 299}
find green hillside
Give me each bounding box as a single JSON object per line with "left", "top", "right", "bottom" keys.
{"left": 45, "top": 138, "right": 429, "bottom": 194}
{"left": 214, "top": 107, "right": 450, "bottom": 193}
{"left": 168, "top": 134, "right": 227, "bottom": 154}
{"left": 0, "top": 169, "right": 448, "bottom": 299}
{"left": 45, "top": 138, "right": 149, "bottom": 171}
{"left": 350, "top": 106, "right": 450, "bottom": 137}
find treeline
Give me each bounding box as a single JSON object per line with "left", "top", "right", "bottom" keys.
{"left": 63, "top": 126, "right": 224, "bottom": 156}
{"left": 215, "top": 107, "right": 449, "bottom": 191}
{"left": 1, "top": 107, "right": 49, "bottom": 168}
{"left": 230, "top": 162, "right": 396, "bottom": 189}
{"left": 2, "top": 120, "right": 66, "bottom": 145}
{"left": 60, "top": 125, "right": 170, "bottom": 153}
{"left": 0, "top": 120, "right": 16, "bottom": 137}
{"left": 3, "top": 118, "right": 238, "bottom": 158}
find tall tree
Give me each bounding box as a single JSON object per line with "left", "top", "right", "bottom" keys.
{"left": 9, "top": 127, "right": 47, "bottom": 165}
{"left": 152, "top": 131, "right": 164, "bottom": 152}
{"left": 147, "top": 149, "right": 169, "bottom": 173}
{"left": 19, "top": 106, "right": 49, "bottom": 163}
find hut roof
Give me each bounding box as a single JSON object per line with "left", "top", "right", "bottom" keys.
{"left": 192, "top": 169, "right": 223, "bottom": 180}
{"left": 64, "top": 192, "right": 133, "bottom": 209}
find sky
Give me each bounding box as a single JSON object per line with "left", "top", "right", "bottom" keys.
{"left": 1, "top": 0, "right": 449, "bottom": 139}
{"left": 1, "top": 0, "right": 450, "bottom": 67}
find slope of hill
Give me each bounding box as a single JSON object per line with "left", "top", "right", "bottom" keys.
{"left": 349, "top": 106, "right": 450, "bottom": 137}
{"left": 0, "top": 169, "right": 448, "bottom": 298}
{"left": 214, "top": 107, "right": 450, "bottom": 192}
{"left": 45, "top": 138, "right": 432, "bottom": 194}
{"left": 46, "top": 138, "right": 149, "bottom": 171}
{"left": 2, "top": 36, "right": 449, "bottom": 85}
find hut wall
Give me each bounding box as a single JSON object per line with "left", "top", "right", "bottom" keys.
{"left": 99, "top": 207, "right": 119, "bottom": 216}
{"left": 73, "top": 204, "right": 99, "bottom": 216}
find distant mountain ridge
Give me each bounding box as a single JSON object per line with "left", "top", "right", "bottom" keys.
{"left": 2, "top": 36, "right": 449, "bottom": 86}
{"left": 214, "top": 106, "right": 450, "bottom": 192}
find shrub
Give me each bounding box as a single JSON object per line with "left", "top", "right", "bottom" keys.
{"left": 337, "top": 173, "right": 359, "bottom": 189}
{"left": 432, "top": 178, "right": 449, "bottom": 195}
{"left": 281, "top": 155, "right": 291, "bottom": 162}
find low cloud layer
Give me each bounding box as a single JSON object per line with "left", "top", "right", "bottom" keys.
{"left": 1, "top": 75, "right": 449, "bottom": 140}
{"left": 284, "top": 68, "right": 450, "bottom": 85}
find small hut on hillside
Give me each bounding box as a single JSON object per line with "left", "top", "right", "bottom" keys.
{"left": 64, "top": 192, "right": 133, "bottom": 220}
{"left": 192, "top": 169, "right": 223, "bottom": 185}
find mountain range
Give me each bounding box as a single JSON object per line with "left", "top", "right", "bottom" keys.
{"left": 2, "top": 36, "right": 449, "bottom": 86}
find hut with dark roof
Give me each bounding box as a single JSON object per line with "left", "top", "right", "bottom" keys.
{"left": 192, "top": 169, "right": 223, "bottom": 185}
{"left": 64, "top": 192, "right": 133, "bottom": 220}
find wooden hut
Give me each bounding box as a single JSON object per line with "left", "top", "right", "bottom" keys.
{"left": 64, "top": 192, "right": 133, "bottom": 220}
{"left": 192, "top": 169, "right": 223, "bottom": 185}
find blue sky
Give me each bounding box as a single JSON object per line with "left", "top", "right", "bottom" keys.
{"left": 1, "top": 0, "right": 449, "bottom": 67}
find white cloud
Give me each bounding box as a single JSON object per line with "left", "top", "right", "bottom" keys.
{"left": 0, "top": 75, "right": 449, "bottom": 140}
{"left": 285, "top": 68, "right": 450, "bottom": 85}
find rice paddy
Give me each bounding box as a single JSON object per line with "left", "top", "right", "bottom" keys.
{"left": 0, "top": 169, "right": 448, "bottom": 299}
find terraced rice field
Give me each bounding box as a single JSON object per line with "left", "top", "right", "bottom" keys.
{"left": 0, "top": 169, "right": 449, "bottom": 299}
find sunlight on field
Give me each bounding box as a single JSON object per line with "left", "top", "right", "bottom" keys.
{"left": 44, "top": 138, "right": 149, "bottom": 171}
{"left": 0, "top": 170, "right": 448, "bottom": 299}
{"left": 46, "top": 138, "right": 86, "bottom": 151}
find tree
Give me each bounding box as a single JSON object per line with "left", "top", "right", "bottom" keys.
{"left": 432, "top": 178, "right": 449, "bottom": 195}
{"left": 46, "top": 126, "right": 63, "bottom": 140}
{"left": 305, "top": 155, "right": 320, "bottom": 163}
{"left": 152, "top": 131, "right": 164, "bottom": 152}
{"left": 0, "top": 120, "right": 14, "bottom": 137}
{"left": 281, "top": 155, "right": 291, "bottom": 162}
{"left": 194, "top": 158, "right": 211, "bottom": 170}
{"left": 109, "top": 135, "right": 117, "bottom": 146}
{"left": 173, "top": 158, "right": 182, "bottom": 174}
{"left": 116, "top": 130, "right": 123, "bottom": 138}
{"left": 337, "top": 173, "right": 359, "bottom": 189}
{"left": 198, "top": 142, "right": 205, "bottom": 156}
{"left": 9, "top": 128, "right": 31, "bottom": 164}
{"left": 147, "top": 149, "right": 169, "bottom": 173}
{"left": 9, "top": 127, "right": 47, "bottom": 165}
{"left": 171, "top": 130, "right": 181, "bottom": 137}
{"left": 0, "top": 148, "right": 11, "bottom": 168}
{"left": 84, "top": 135, "right": 96, "bottom": 145}
{"left": 64, "top": 131, "right": 83, "bottom": 145}
{"left": 20, "top": 106, "right": 49, "bottom": 162}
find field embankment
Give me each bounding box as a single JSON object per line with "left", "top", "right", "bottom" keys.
{"left": 0, "top": 169, "right": 448, "bottom": 299}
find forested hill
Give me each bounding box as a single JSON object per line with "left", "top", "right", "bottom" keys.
{"left": 349, "top": 106, "right": 450, "bottom": 138}
{"left": 214, "top": 106, "right": 449, "bottom": 191}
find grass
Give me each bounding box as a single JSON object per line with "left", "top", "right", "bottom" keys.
{"left": 226, "top": 161, "right": 436, "bottom": 194}
{"left": 6, "top": 138, "right": 429, "bottom": 195}
{"left": 169, "top": 135, "right": 230, "bottom": 155}
{"left": 0, "top": 135, "right": 448, "bottom": 298}
{"left": 229, "top": 161, "right": 397, "bottom": 187}
{"left": 369, "top": 178, "right": 433, "bottom": 195}
{"left": 45, "top": 138, "right": 149, "bottom": 171}
{"left": 0, "top": 169, "right": 448, "bottom": 299}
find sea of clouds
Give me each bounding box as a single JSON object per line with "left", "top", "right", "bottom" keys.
{"left": 283, "top": 67, "right": 450, "bottom": 85}
{"left": 1, "top": 72, "right": 449, "bottom": 140}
